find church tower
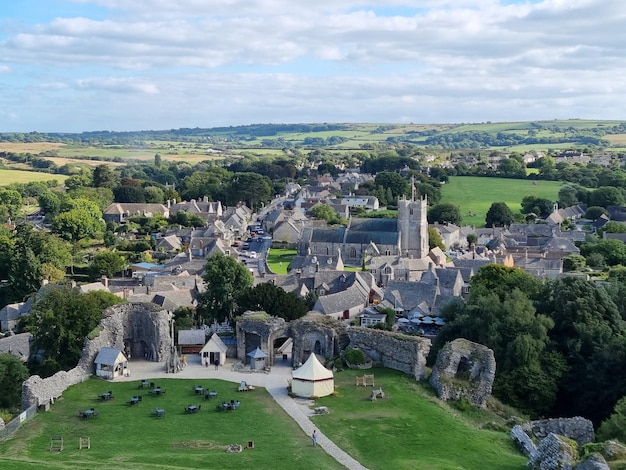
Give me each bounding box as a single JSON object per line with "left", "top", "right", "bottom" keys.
{"left": 397, "top": 179, "right": 428, "bottom": 258}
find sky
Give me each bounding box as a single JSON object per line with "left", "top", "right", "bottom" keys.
{"left": 0, "top": 0, "right": 624, "bottom": 133}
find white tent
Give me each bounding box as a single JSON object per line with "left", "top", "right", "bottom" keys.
{"left": 291, "top": 354, "right": 334, "bottom": 398}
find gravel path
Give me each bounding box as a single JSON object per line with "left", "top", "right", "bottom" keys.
{"left": 119, "top": 356, "right": 369, "bottom": 470}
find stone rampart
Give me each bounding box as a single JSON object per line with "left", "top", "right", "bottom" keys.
{"left": 22, "top": 303, "right": 170, "bottom": 409}
{"left": 346, "top": 327, "right": 431, "bottom": 380}
{"left": 523, "top": 417, "right": 595, "bottom": 448}
{"left": 429, "top": 338, "right": 496, "bottom": 408}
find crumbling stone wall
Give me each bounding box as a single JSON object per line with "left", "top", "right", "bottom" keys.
{"left": 523, "top": 417, "right": 595, "bottom": 448}
{"left": 22, "top": 303, "right": 170, "bottom": 409}
{"left": 290, "top": 314, "right": 342, "bottom": 365}
{"left": 528, "top": 433, "right": 576, "bottom": 470}
{"left": 236, "top": 313, "right": 287, "bottom": 364}
{"left": 429, "top": 338, "right": 496, "bottom": 408}
{"left": 511, "top": 425, "right": 538, "bottom": 459}
{"left": 346, "top": 327, "right": 431, "bottom": 380}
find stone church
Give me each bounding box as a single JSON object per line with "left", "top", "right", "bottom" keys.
{"left": 297, "top": 195, "right": 428, "bottom": 265}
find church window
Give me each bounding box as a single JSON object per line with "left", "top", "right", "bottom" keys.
{"left": 350, "top": 247, "right": 357, "bottom": 258}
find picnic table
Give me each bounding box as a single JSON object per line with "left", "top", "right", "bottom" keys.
{"left": 79, "top": 408, "right": 99, "bottom": 419}
{"left": 193, "top": 386, "right": 204, "bottom": 394}
{"left": 139, "top": 380, "right": 150, "bottom": 389}
{"left": 204, "top": 390, "right": 218, "bottom": 400}
{"left": 151, "top": 408, "right": 165, "bottom": 418}
{"left": 127, "top": 396, "right": 142, "bottom": 406}
{"left": 149, "top": 387, "right": 165, "bottom": 396}
{"left": 185, "top": 404, "right": 201, "bottom": 414}
{"left": 98, "top": 391, "right": 113, "bottom": 401}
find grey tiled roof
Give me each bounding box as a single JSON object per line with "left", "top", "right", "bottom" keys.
{"left": 94, "top": 347, "right": 125, "bottom": 365}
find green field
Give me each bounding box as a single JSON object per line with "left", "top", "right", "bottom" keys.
{"left": 266, "top": 248, "right": 297, "bottom": 274}
{"left": 0, "top": 369, "right": 526, "bottom": 470}
{"left": 0, "top": 377, "right": 339, "bottom": 470}
{"left": 0, "top": 169, "right": 68, "bottom": 186}
{"left": 440, "top": 176, "right": 562, "bottom": 227}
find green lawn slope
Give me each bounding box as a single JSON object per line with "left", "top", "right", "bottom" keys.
{"left": 0, "top": 369, "right": 526, "bottom": 470}
{"left": 440, "top": 176, "right": 563, "bottom": 228}
{"left": 0, "top": 169, "right": 67, "bottom": 186}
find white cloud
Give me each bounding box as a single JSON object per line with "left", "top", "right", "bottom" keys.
{"left": 0, "top": 0, "right": 623, "bottom": 131}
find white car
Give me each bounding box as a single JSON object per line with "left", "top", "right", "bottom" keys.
{"left": 248, "top": 251, "right": 258, "bottom": 259}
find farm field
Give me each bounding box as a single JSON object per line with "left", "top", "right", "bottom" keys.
{"left": 0, "top": 169, "right": 68, "bottom": 186}
{"left": 440, "top": 176, "right": 562, "bottom": 227}
{"left": 0, "top": 368, "right": 526, "bottom": 470}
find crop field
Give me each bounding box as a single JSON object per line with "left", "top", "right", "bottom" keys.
{"left": 0, "top": 368, "right": 526, "bottom": 470}
{"left": 0, "top": 142, "right": 66, "bottom": 154}
{"left": 0, "top": 169, "right": 68, "bottom": 186}
{"left": 440, "top": 176, "right": 562, "bottom": 227}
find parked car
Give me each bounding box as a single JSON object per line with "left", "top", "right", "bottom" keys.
{"left": 248, "top": 251, "right": 258, "bottom": 259}
{"left": 242, "top": 243, "right": 250, "bottom": 250}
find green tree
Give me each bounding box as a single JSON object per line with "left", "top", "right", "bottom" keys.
{"left": 51, "top": 208, "right": 105, "bottom": 241}
{"left": 558, "top": 184, "right": 579, "bottom": 208}
{"left": 562, "top": 254, "right": 586, "bottom": 272}
{"left": 0, "top": 353, "right": 30, "bottom": 408}
{"left": 466, "top": 233, "right": 478, "bottom": 247}
{"left": 428, "top": 227, "right": 445, "bottom": 250}
{"left": 228, "top": 172, "right": 273, "bottom": 210}
{"left": 237, "top": 283, "right": 308, "bottom": 321}
{"left": 485, "top": 202, "right": 515, "bottom": 227}
{"left": 0, "top": 189, "right": 22, "bottom": 221}
{"left": 497, "top": 157, "right": 526, "bottom": 178}
{"left": 520, "top": 196, "right": 553, "bottom": 218}
{"left": 427, "top": 203, "right": 462, "bottom": 225}
{"left": 374, "top": 171, "right": 410, "bottom": 200}
{"left": 89, "top": 252, "right": 126, "bottom": 279}
{"left": 154, "top": 153, "right": 162, "bottom": 168}
{"left": 196, "top": 254, "right": 253, "bottom": 323}
{"left": 598, "top": 395, "right": 626, "bottom": 443}
{"left": 92, "top": 164, "right": 119, "bottom": 189}
{"left": 310, "top": 204, "right": 344, "bottom": 225}
{"left": 24, "top": 288, "right": 124, "bottom": 374}
{"left": 590, "top": 186, "right": 625, "bottom": 208}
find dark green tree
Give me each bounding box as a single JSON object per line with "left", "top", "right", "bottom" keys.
{"left": 427, "top": 203, "right": 462, "bottom": 225}
{"left": 0, "top": 353, "right": 30, "bottom": 408}
{"left": 237, "top": 283, "right": 308, "bottom": 321}
{"left": 89, "top": 252, "right": 126, "bottom": 279}
{"left": 590, "top": 186, "right": 625, "bottom": 208}
{"left": 92, "top": 164, "right": 119, "bottom": 189}
{"left": 196, "top": 254, "right": 253, "bottom": 323}
{"left": 374, "top": 171, "right": 410, "bottom": 200}
{"left": 485, "top": 202, "right": 515, "bottom": 227}
{"left": 24, "top": 288, "right": 124, "bottom": 374}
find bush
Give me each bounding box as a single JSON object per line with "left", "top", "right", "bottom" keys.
{"left": 344, "top": 348, "right": 367, "bottom": 365}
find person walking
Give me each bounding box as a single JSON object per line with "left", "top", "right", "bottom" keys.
{"left": 312, "top": 429, "right": 318, "bottom": 447}
{"left": 214, "top": 359, "right": 219, "bottom": 370}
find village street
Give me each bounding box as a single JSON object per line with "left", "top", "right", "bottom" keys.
{"left": 118, "top": 355, "right": 368, "bottom": 470}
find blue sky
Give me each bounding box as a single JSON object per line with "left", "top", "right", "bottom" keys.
{"left": 0, "top": 0, "right": 624, "bottom": 132}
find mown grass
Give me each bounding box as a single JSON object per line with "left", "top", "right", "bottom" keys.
{"left": 0, "top": 377, "right": 339, "bottom": 470}
{"left": 266, "top": 248, "right": 297, "bottom": 274}
{"left": 0, "top": 369, "right": 526, "bottom": 470}
{"left": 440, "top": 176, "right": 562, "bottom": 227}
{"left": 0, "top": 169, "right": 68, "bottom": 186}
{"left": 313, "top": 367, "right": 525, "bottom": 470}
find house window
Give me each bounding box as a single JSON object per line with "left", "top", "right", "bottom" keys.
{"left": 319, "top": 289, "right": 326, "bottom": 296}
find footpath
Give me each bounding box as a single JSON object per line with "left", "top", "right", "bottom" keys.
{"left": 119, "top": 356, "right": 369, "bottom": 470}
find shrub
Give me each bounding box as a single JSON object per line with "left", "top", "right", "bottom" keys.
{"left": 344, "top": 348, "right": 367, "bottom": 365}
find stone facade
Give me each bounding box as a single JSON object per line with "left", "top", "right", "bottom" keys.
{"left": 290, "top": 314, "right": 345, "bottom": 366}
{"left": 523, "top": 417, "right": 595, "bottom": 448}
{"left": 22, "top": 303, "right": 171, "bottom": 409}
{"left": 429, "top": 338, "right": 496, "bottom": 408}
{"left": 511, "top": 424, "right": 538, "bottom": 459}
{"left": 346, "top": 328, "right": 430, "bottom": 380}
{"left": 236, "top": 313, "right": 289, "bottom": 366}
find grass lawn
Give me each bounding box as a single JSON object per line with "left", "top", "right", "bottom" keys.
{"left": 0, "top": 369, "right": 526, "bottom": 470}
{"left": 0, "top": 377, "right": 339, "bottom": 470}
{"left": 313, "top": 368, "right": 526, "bottom": 470}
{"left": 266, "top": 248, "right": 297, "bottom": 274}
{"left": 440, "top": 176, "right": 562, "bottom": 227}
{"left": 0, "top": 169, "right": 68, "bottom": 186}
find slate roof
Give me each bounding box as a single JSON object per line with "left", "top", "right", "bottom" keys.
{"left": 0, "top": 332, "right": 32, "bottom": 361}
{"left": 310, "top": 227, "right": 347, "bottom": 244}
{"left": 94, "top": 347, "right": 125, "bottom": 365}
{"left": 178, "top": 329, "right": 206, "bottom": 345}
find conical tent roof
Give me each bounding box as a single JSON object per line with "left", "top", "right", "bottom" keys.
{"left": 247, "top": 347, "right": 269, "bottom": 359}
{"left": 292, "top": 353, "right": 334, "bottom": 381}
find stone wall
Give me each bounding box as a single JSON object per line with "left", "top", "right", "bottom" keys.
{"left": 429, "top": 338, "right": 496, "bottom": 408}
{"left": 522, "top": 417, "right": 595, "bottom": 448}
{"left": 346, "top": 328, "right": 431, "bottom": 380}
{"left": 528, "top": 433, "right": 576, "bottom": 470}
{"left": 511, "top": 425, "right": 538, "bottom": 459}
{"left": 290, "top": 314, "right": 344, "bottom": 366}
{"left": 22, "top": 303, "right": 171, "bottom": 409}
{"left": 236, "top": 313, "right": 287, "bottom": 364}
